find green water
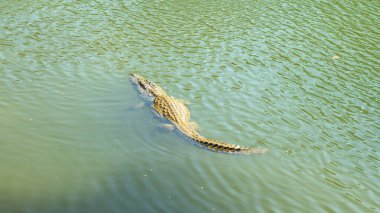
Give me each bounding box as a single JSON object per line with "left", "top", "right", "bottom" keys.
{"left": 0, "top": 0, "right": 379, "bottom": 212}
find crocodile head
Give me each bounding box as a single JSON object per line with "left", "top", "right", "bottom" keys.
{"left": 129, "top": 73, "right": 166, "bottom": 97}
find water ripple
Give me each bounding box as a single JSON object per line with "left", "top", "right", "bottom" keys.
{"left": 0, "top": 0, "right": 379, "bottom": 212}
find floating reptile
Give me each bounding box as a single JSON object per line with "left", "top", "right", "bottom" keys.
{"left": 129, "top": 73, "right": 268, "bottom": 154}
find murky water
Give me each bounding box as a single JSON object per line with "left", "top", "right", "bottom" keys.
{"left": 0, "top": 0, "right": 379, "bottom": 212}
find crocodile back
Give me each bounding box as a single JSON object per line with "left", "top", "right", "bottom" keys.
{"left": 153, "top": 95, "right": 190, "bottom": 124}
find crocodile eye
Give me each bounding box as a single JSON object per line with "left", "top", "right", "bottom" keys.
{"left": 138, "top": 81, "right": 146, "bottom": 89}
{"left": 145, "top": 80, "right": 152, "bottom": 85}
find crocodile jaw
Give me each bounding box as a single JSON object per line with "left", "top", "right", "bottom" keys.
{"left": 129, "top": 73, "right": 166, "bottom": 97}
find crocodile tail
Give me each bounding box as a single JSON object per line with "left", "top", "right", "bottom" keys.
{"left": 192, "top": 134, "right": 268, "bottom": 154}
{"left": 176, "top": 124, "right": 268, "bottom": 154}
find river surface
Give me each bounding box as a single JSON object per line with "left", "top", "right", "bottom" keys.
{"left": 0, "top": 0, "right": 379, "bottom": 212}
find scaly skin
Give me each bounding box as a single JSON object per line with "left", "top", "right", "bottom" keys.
{"left": 129, "top": 73, "right": 268, "bottom": 154}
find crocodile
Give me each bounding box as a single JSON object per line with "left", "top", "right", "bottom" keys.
{"left": 129, "top": 73, "right": 268, "bottom": 154}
